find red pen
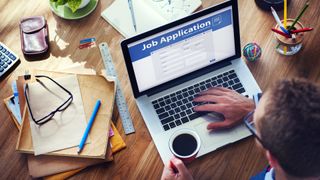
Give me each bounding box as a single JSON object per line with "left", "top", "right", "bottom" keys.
{"left": 291, "top": 28, "right": 313, "bottom": 34}
{"left": 271, "top": 28, "right": 291, "bottom": 38}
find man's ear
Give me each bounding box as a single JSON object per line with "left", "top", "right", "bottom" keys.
{"left": 266, "top": 150, "right": 280, "bottom": 168}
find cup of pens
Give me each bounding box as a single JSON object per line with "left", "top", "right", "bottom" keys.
{"left": 270, "top": 1, "right": 312, "bottom": 56}
{"left": 273, "top": 19, "right": 304, "bottom": 55}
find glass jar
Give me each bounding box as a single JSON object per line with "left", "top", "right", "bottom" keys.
{"left": 274, "top": 19, "right": 304, "bottom": 56}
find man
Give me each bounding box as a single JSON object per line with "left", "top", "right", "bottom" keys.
{"left": 161, "top": 79, "right": 320, "bottom": 180}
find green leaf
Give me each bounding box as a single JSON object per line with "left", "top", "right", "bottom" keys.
{"left": 67, "top": 0, "right": 82, "bottom": 13}
{"left": 57, "top": 0, "right": 67, "bottom": 5}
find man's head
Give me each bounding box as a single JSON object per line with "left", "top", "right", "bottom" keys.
{"left": 253, "top": 79, "right": 320, "bottom": 178}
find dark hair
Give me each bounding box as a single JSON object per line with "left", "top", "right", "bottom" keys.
{"left": 259, "top": 79, "right": 320, "bottom": 178}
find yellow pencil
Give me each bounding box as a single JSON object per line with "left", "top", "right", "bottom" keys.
{"left": 284, "top": 46, "right": 287, "bottom": 55}
{"left": 284, "top": 0, "right": 287, "bottom": 28}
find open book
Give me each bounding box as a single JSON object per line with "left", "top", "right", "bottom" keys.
{"left": 101, "top": 0, "right": 202, "bottom": 38}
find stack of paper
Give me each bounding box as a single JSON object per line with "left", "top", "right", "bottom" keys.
{"left": 3, "top": 68, "right": 119, "bottom": 178}
{"left": 16, "top": 70, "right": 116, "bottom": 159}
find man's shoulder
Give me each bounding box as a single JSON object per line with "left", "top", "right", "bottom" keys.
{"left": 250, "top": 166, "right": 274, "bottom": 180}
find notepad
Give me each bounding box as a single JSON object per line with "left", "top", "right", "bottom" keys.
{"left": 27, "top": 75, "right": 88, "bottom": 155}
{"left": 101, "top": 0, "right": 202, "bottom": 38}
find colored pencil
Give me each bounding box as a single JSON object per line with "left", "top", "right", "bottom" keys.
{"left": 291, "top": 28, "right": 313, "bottom": 33}
{"left": 284, "top": 0, "right": 287, "bottom": 28}
{"left": 288, "top": 1, "right": 309, "bottom": 31}
{"left": 284, "top": 46, "right": 287, "bottom": 55}
{"left": 271, "top": 28, "right": 291, "bottom": 38}
{"left": 77, "top": 100, "right": 101, "bottom": 153}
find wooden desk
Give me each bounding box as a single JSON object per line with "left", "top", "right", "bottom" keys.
{"left": 0, "top": 0, "right": 319, "bottom": 179}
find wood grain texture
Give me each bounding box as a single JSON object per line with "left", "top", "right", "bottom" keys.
{"left": 0, "top": 0, "right": 319, "bottom": 179}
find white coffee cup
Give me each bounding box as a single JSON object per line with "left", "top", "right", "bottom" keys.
{"left": 169, "top": 129, "right": 201, "bottom": 163}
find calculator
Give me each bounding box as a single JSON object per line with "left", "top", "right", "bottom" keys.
{"left": 0, "top": 42, "right": 20, "bottom": 79}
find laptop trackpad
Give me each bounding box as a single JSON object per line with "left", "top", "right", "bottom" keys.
{"left": 194, "top": 116, "right": 238, "bottom": 149}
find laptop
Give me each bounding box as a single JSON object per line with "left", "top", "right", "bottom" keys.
{"left": 121, "top": 0, "right": 261, "bottom": 163}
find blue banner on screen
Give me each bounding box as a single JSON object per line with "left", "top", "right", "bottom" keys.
{"left": 128, "top": 9, "right": 232, "bottom": 62}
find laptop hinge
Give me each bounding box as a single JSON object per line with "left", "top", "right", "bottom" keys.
{"left": 146, "top": 60, "right": 232, "bottom": 97}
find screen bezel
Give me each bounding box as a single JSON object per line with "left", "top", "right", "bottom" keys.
{"left": 121, "top": 0, "right": 241, "bottom": 98}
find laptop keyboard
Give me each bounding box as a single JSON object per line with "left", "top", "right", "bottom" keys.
{"left": 151, "top": 70, "right": 246, "bottom": 131}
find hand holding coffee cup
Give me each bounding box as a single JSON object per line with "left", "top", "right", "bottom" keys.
{"left": 161, "top": 157, "right": 193, "bottom": 180}
{"left": 169, "top": 129, "right": 201, "bottom": 163}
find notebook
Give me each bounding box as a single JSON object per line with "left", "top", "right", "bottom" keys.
{"left": 101, "top": 0, "right": 202, "bottom": 38}
{"left": 16, "top": 70, "right": 116, "bottom": 159}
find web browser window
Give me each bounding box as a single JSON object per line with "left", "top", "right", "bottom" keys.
{"left": 127, "top": 6, "right": 235, "bottom": 92}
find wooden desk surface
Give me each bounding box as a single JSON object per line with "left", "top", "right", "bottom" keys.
{"left": 1, "top": 0, "right": 319, "bottom": 179}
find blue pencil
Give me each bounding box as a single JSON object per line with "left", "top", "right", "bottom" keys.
{"left": 77, "top": 100, "right": 101, "bottom": 153}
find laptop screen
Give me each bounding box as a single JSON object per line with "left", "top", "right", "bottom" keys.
{"left": 124, "top": 4, "right": 237, "bottom": 94}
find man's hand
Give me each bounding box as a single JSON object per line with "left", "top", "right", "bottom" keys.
{"left": 161, "top": 157, "right": 193, "bottom": 180}
{"left": 193, "top": 87, "right": 254, "bottom": 130}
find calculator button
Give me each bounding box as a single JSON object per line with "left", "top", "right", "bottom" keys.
{"left": 9, "top": 54, "right": 16, "bottom": 60}
{"left": 0, "top": 42, "right": 20, "bottom": 78}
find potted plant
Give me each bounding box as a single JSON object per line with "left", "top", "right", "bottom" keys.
{"left": 50, "top": 0, "right": 91, "bottom": 13}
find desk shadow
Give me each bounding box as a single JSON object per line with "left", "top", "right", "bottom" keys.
{"left": 49, "top": 0, "right": 103, "bottom": 68}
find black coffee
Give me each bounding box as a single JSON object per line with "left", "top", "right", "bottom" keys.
{"left": 172, "top": 133, "right": 197, "bottom": 156}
